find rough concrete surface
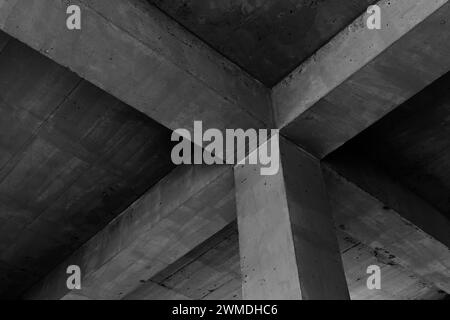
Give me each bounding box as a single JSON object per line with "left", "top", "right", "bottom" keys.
{"left": 0, "top": 0, "right": 449, "bottom": 300}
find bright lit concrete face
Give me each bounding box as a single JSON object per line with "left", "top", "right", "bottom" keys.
{"left": 0, "top": 0, "right": 449, "bottom": 300}
{"left": 235, "top": 137, "right": 349, "bottom": 300}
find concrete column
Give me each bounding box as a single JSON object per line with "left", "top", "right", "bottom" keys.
{"left": 234, "top": 136, "right": 349, "bottom": 300}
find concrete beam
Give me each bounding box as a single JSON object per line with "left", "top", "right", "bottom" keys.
{"left": 273, "top": 0, "right": 450, "bottom": 158}
{"left": 323, "top": 154, "right": 450, "bottom": 292}
{"left": 126, "top": 222, "right": 240, "bottom": 300}
{"left": 0, "top": 0, "right": 271, "bottom": 136}
{"left": 234, "top": 137, "right": 349, "bottom": 300}
{"left": 336, "top": 230, "right": 447, "bottom": 300}
{"left": 124, "top": 281, "right": 191, "bottom": 300}
{"left": 24, "top": 165, "right": 235, "bottom": 299}
{"left": 123, "top": 223, "right": 446, "bottom": 300}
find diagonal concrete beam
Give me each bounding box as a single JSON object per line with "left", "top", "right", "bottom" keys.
{"left": 0, "top": 0, "right": 271, "bottom": 136}
{"left": 24, "top": 165, "right": 235, "bottom": 299}
{"left": 323, "top": 153, "right": 450, "bottom": 293}
{"left": 273, "top": 0, "right": 450, "bottom": 158}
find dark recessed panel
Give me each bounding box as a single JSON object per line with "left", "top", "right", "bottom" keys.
{"left": 0, "top": 32, "right": 175, "bottom": 298}
{"left": 149, "top": 0, "right": 376, "bottom": 86}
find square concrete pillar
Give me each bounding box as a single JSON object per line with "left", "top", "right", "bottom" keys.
{"left": 234, "top": 135, "right": 349, "bottom": 300}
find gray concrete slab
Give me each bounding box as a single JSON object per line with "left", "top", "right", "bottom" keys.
{"left": 148, "top": 0, "right": 376, "bottom": 86}
{"left": 0, "top": 34, "right": 174, "bottom": 298}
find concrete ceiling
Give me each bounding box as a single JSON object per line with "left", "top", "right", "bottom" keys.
{"left": 0, "top": 31, "right": 175, "bottom": 298}
{"left": 327, "top": 71, "right": 450, "bottom": 220}
{"left": 0, "top": 0, "right": 449, "bottom": 300}
{"left": 125, "top": 222, "right": 447, "bottom": 300}
{"left": 148, "top": 0, "right": 377, "bottom": 86}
